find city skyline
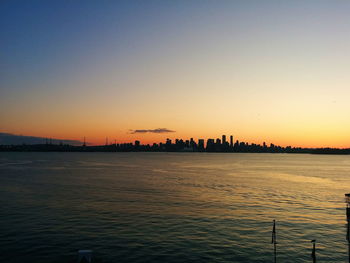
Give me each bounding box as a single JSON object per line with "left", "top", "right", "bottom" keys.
{"left": 2, "top": 131, "right": 348, "bottom": 154}
{"left": 0, "top": 128, "right": 349, "bottom": 149}
{"left": 2, "top": 1, "right": 350, "bottom": 148}
{"left": 2, "top": 131, "right": 349, "bottom": 154}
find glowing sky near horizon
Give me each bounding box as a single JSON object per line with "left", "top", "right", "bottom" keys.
{"left": 1, "top": 0, "right": 350, "bottom": 147}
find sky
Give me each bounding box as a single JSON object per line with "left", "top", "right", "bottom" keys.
{"left": 1, "top": 0, "right": 350, "bottom": 147}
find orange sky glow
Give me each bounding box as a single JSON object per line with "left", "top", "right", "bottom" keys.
{"left": 2, "top": 1, "right": 350, "bottom": 148}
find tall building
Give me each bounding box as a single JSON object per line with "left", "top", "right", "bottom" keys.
{"left": 190, "top": 138, "right": 194, "bottom": 146}
{"left": 198, "top": 139, "right": 205, "bottom": 150}
{"left": 206, "top": 139, "right": 215, "bottom": 151}
{"left": 230, "top": 135, "right": 233, "bottom": 147}
{"left": 222, "top": 135, "right": 226, "bottom": 145}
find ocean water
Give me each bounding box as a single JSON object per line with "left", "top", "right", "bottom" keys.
{"left": 1, "top": 152, "right": 350, "bottom": 262}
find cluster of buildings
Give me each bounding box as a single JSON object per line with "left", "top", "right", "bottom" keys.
{"left": 146, "top": 135, "right": 235, "bottom": 152}
{"left": 112, "top": 135, "right": 298, "bottom": 153}
{"left": 2, "top": 134, "right": 346, "bottom": 154}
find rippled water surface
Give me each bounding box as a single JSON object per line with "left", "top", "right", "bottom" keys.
{"left": 1, "top": 152, "right": 350, "bottom": 262}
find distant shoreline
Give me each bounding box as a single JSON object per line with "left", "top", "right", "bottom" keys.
{"left": 1, "top": 144, "right": 350, "bottom": 155}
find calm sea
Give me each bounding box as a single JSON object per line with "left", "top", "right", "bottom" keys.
{"left": 1, "top": 152, "right": 350, "bottom": 262}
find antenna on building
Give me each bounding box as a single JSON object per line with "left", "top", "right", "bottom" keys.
{"left": 83, "top": 137, "right": 86, "bottom": 147}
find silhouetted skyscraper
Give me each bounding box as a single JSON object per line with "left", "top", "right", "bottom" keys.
{"left": 206, "top": 139, "right": 215, "bottom": 151}
{"left": 230, "top": 135, "right": 233, "bottom": 147}
{"left": 198, "top": 139, "right": 205, "bottom": 151}
{"left": 222, "top": 135, "right": 226, "bottom": 145}
{"left": 190, "top": 138, "right": 194, "bottom": 146}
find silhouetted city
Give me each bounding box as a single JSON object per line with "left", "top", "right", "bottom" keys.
{"left": 1, "top": 134, "right": 349, "bottom": 154}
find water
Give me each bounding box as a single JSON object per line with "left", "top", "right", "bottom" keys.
{"left": 1, "top": 152, "right": 350, "bottom": 262}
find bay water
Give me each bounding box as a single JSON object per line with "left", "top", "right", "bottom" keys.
{"left": 1, "top": 152, "right": 350, "bottom": 262}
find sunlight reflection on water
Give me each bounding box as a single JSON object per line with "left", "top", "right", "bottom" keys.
{"left": 1, "top": 152, "right": 350, "bottom": 262}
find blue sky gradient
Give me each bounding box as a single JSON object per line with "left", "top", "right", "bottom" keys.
{"left": 1, "top": 1, "right": 350, "bottom": 146}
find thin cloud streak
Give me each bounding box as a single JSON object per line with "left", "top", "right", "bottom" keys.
{"left": 129, "top": 128, "right": 176, "bottom": 134}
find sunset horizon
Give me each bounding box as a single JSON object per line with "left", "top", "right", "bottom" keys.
{"left": 2, "top": 1, "right": 350, "bottom": 262}
{"left": 2, "top": 1, "right": 350, "bottom": 149}
{"left": 2, "top": 129, "right": 350, "bottom": 149}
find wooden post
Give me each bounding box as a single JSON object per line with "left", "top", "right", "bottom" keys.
{"left": 311, "top": 240, "right": 316, "bottom": 263}
{"left": 272, "top": 220, "right": 277, "bottom": 263}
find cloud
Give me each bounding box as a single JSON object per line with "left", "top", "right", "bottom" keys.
{"left": 0, "top": 132, "right": 84, "bottom": 146}
{"left": 129, "top": 128, "right": 176, "bottom": 134}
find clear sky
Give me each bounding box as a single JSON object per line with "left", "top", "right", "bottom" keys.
{"left": 1, "top": 0, "right": 350, "bottom": 147}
